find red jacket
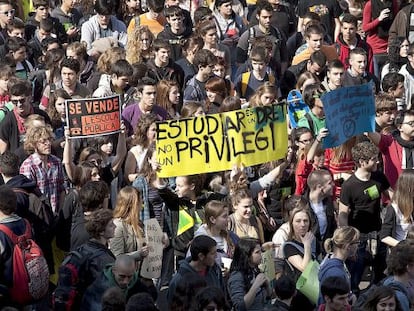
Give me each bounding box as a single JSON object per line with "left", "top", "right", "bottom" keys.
{"left": 318, "top": 304, "right": 351, "bottom": 311}
{"left": 335, "top": 33, "right": 374, "bottom": 74}
{"left": 362, "top": 0, "right": 399, "bottom": 54}
{"left": 379, "top": 133, "right": 403, "bottom": 188}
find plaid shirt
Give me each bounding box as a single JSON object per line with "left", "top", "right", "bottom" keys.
{"left": 20, "top": 153, "right": 65, "bottom": 213}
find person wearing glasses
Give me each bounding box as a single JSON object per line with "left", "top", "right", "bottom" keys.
{"left": 0, "top": 0, "right": 16, "bottom": 44}
{"left": 367, "top": 110, "right": 414, "bottom": 188}
{"left": 81, "top": 0, "right": 127, "bottom": 55}
{"left": 318, "top": 226, "right": 360, "bottom": 306}
{"left": 19, "top": 125, "right": 65, "bottom": 215}
{"left": 0, "top": 78, "right": 49, "bottom": 154}
{"left": 338, "top": 141, "right": 393, "bottom": 295}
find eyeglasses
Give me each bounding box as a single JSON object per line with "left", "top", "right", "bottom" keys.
{"left": 11, "top": 98, "right": 27, "bottom": 105}
{"left": 351, "top": 240, "right": 360, "bottom": 245}
{"left": 0, "top": 9, "right": 15, "bottom": 16}
{"left": 402, "top": 120, "right": 414, "bottom": 127}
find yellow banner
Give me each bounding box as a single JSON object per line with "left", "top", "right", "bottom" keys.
{"left": 156, "top": 104, "right": 288, "bottom": 177}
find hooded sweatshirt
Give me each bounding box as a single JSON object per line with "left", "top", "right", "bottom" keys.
{"left": 167, "top": 257, "right": 224, "bottom": 304}
{"left": 318, "top": 256, "right": 350, "bottom": 304}
{"left": 157, "top": 23, "right": 193, "bottom": 62}
{"left": 5, "top": 174, "right": 39, "bottom": 220}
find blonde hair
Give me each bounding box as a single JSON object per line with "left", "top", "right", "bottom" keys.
{"left": 331, "top": 136, "right": 357, "bottom": 163}
{"left": 24, "top": 125, "right": 54, "bottom": 154}
{"left": 249, "top": 83, "right": 277, "bottom": 107}
{"left": 113, "top": 186, "right": 143, "bottom": 239}
{"left": 97, "top": 47, "right": 126, "bottom": 74}
{"left": 394, "top": 170, "right": 414, "bottom": 221}
{"left": 324, "top": 226, "right": 360, "bottom": 253}
{"left": 126, "top": 25, "right": 154, "bottom": 64}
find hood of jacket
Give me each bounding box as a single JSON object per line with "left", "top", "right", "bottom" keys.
{"left": 6, "top": 174, "right": 38, "bottom": 192}
{"left": 319, "top": 257, "right": 347, "bottom": 280}
{"left": 336, "top": 33, "right": 364, "bottom": 49}
{"left": 103, "top": 264, "right": 139, "bottom": 296}
{"left": 161, "top": 23, "right": 192, "bottom": 40}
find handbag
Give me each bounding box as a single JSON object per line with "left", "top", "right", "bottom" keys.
{"left": 296, "top": 260, "right": 320, "bottom": 305}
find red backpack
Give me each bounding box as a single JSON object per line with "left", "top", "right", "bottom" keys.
{"left": 0, "top": 219, "right": 49, "bottom": 305}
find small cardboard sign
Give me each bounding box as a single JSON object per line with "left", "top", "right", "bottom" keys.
{"left": 65, "top": 95, "right": 121, "bottom": 138}
{"left": 140, "top": 218, "right": 164, "bottom": 279}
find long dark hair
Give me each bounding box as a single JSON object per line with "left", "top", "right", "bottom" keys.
{"left": 388, "top": 37, "right": 408, "bottom": 73}
{"left": 362, "top": 286, "right": 402, "bottom": 311}
{"left": 229, "top": 238, "right": 260, "bottom": 288}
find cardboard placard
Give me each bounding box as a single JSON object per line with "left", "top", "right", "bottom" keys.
{"left": 65, "top": 95, "right": 121, "bottom": 138}
{"left": 140, "top": 218, "right": 164, "bottom": 279}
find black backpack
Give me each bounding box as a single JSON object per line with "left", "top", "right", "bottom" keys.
{"left": 53, "top": 243, "right": 109, "bottom": 311}
{"left": 274, "top": 241, "right": 305, "bottom": 282}
{"left": 12, "top": 188, "right": 55, "bottom": 238}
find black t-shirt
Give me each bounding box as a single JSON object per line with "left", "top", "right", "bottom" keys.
{"left": 297, "top": 0, "right": 342, "bottom": 39}
{"left": 340, "top": 171, "right": 390, "bottom": 233}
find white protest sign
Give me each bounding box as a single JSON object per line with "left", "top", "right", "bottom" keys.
{"left": 140, "top": 218, "right": 164, "bottom": 279}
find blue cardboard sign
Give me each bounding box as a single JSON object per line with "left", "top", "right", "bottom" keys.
{"left": 321, "top": 83, "right": 375, "bottom": 148}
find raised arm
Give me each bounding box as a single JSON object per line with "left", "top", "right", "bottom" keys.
{"left": 62, "top": 129, "right": 76, "bottom": 182}
{"left": 110, "top": 123, "right": 127, "bottom": 174}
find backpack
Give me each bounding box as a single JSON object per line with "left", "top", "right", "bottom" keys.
{"left": 240, "top": 71, "right": 276, "bottom": 98}
{"left": 0, "top": 219, "right": 49, "bottom": 305}
{"left": 12, "top": 188, "right": 55, "bottom": 237}
{"left": 274, "top": 241, "right": 304, "bottom": 282}
{"left": 53, "top": 243, "right": 112, "bottom": 310}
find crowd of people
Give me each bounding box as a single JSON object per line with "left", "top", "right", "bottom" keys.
{"left": 0, "top": 0, "right": 413, "bottom": 310}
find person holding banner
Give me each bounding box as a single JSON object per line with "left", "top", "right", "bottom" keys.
{"left": 318, "top": 226, "right": 360, "bottom": 305}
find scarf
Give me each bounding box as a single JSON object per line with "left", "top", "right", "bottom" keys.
{"left": 394, "top": 131, "right": 414, "bottom": 169}
{"left": 13, "top": 107, "right": 33, "bottom": 135}
{"left": 132, "top": 175, "right": 151, "bottom": 222}
{"left": 406, "top": 61, "right": 414, "bottom": 77}
{"left": 371, "top": 0, "right": 394, "bottom": 38}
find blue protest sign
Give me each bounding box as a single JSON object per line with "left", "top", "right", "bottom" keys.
{"left": 321, "top": 83, "right": 375, "bottom": 149}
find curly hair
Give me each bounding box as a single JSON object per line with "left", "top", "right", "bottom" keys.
{"left": 85, "top": 208, "right": 113, "bottom": 239}
{"left": 387, "top": 37, "right": 408, "bottom": 73}
{"left": 97, "top": 47, "right": 126, "bottom": 74}
{"left": 126, "top": 25, "right": 154, "bottom": 64}
{"left": 24, "top": 125, "right": 54, "bottom": 154}
{"left": 46, "top": 88, "right": 71, "bottom": 131}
